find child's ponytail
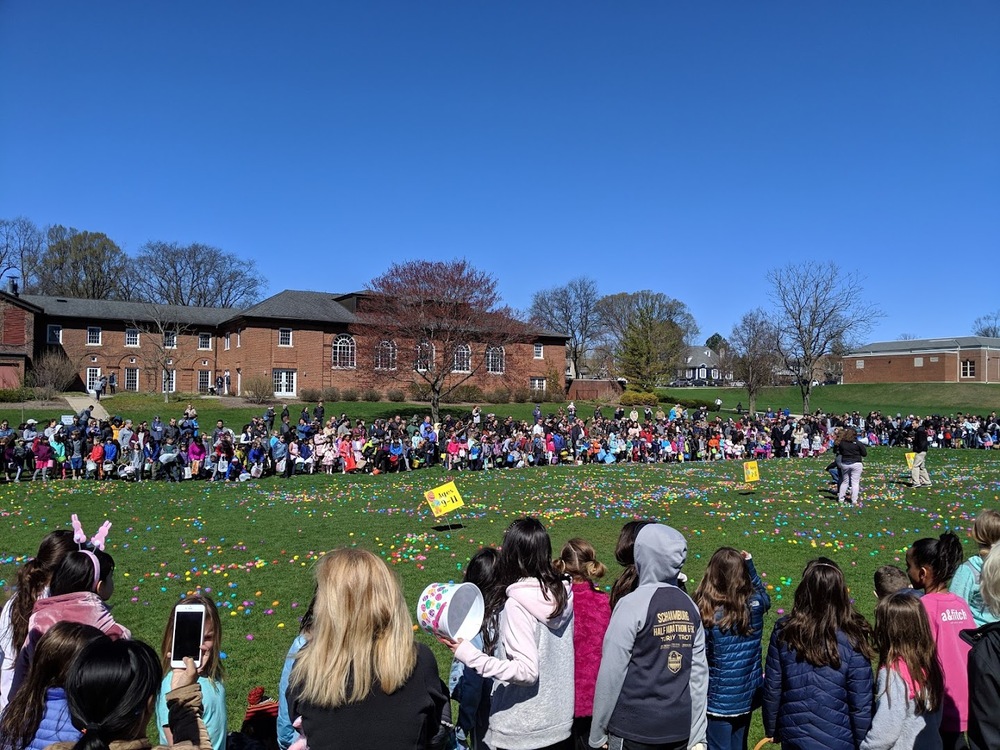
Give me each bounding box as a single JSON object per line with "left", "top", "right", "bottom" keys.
{"left": 910, "top": 532, "right": 965, "bottom": 587}
{"left": 9, "top": 530, "right": 77, "bottom": 653}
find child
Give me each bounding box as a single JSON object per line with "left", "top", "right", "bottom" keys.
{"left": 446, "top": 517, "right": 574, "bottom": 750}
{"left": 157, "top": 595, "right": 227, "bottom": 750}
{"left": 950, "top": 509, "right": 1000, "bottom": 626}
{"left": 694, "top": 548, "right": 771, "bottom": 750}
{"left": 448, "top": 548, "right": 499, "bottom": 750}
{"left": 554, "top": 538, "right": 611, "bottom": 750}
{"left": 963, "top": 544, "right": 1000, "bottom": 750}
{"left": 860, "top": 592, "right": 943, "bottom": 750}
{"left": 590, "top": 523, "right": 708, "bottom": 750}
{"left": 763, "top": 558, "right": 874, "bottom": 750}
{"left": 906, "top": 533, "right": 974, "bottom": 749}
{"left": 0, "top": 621, "right": 107, "bottom": 750}
{"left": 875, "top": 565, "right": 921, "bottom": 600}
{"left": 609, "top": 520, "right": 656, "bottom": 610}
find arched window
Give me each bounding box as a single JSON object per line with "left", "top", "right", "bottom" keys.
{"left": 374, "top": 340, "right": 397, "bottom": 371}
{"left": 332, "top": 334, "right": 356, "bottom": 369}
{"left": 486, "top": 346, "right": 505, "bottom": 375}
{"left": 452, "top": 344, "right": 472, "bottom": 373}
{"left": 415, "top": 341, "right": 435, "bottom": 372}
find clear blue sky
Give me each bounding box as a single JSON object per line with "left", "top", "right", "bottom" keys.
{"left": 2, "top": 2, "right": 997, "bottom": 344}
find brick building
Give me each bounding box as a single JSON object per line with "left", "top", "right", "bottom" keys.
{"left": 843, "top": 337, "right": 1000, "bottom": 384}
{"left": 0, "top": 289, "right": 568, "bottom": 398}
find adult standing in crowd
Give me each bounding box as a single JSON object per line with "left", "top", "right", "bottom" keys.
{"left": 911, "top": 418, "right": 932, "bottom": 488}
{"left": 835, "top": 427, "right": 867, "bottom": 506}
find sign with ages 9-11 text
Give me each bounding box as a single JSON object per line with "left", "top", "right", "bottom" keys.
{"left": 424, "top": 481, "right": 465, "bottom": 517}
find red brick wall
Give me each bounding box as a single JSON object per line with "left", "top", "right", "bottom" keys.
{"left": 843, "top": 349, "right": 1000, "bottom": 384}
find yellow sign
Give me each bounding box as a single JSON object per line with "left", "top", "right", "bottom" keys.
{"left": 905, "top": 452, "right": 916, "bottom": 469}
{"left": 743, "top": 461, "right": 760, "bottom": 483}
{"left": 424, "top": 480, "right": 465, "bottom": 517}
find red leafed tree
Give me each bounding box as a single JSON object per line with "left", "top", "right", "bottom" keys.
{"left": 361, "top": 260, "right": 530, "bottom": 424}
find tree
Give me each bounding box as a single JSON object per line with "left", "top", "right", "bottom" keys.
{"left": 528, "top": 276, "right": 599, "bottom": 380}
{"left": 361, "top": 260, "right": 530, "bottom": 424}
{"left": 729, "top": 309, "right": 780, "bottom": 414}
{"left": 595, "top": 291, "right": 697, "bottom": 389}
{"left": 126, "top": 305, "right": 192, "bottom": 403}
{"left": 972, "top": 310, "right": 1000, "bottom": 338}
{"left": 26, "top": 350, "right": 80, "bottom": 399}
{"left": 0, "top": 216, "right": 44, "bottom": 282}
{"left": 705, "top": 332, "right": 726, "bottom": 351}
{"left": 898, "top": 333, "right": 918, "bottom": 340}
{"left": 766, "top": 261, "right": 881, "bottom": 413}
{"left": 26, "top": 226, "right": 133, "bottom": 299}
{"left": 135, "top": 241, "right": 265, "bottom": 308}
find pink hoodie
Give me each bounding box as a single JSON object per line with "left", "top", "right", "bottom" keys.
{"left": 921, "top": 591, "right": 972, "bottom": 732}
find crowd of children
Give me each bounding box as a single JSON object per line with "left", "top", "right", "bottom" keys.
{"left": 3, "top": 508, "right": 1000, "bottom": 750}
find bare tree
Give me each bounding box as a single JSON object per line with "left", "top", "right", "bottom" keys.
{"left": 135, "top": 241, "right": 265, "bottom": 308}
{"left": 361, "top": 260, "right": 530, "bottom": 424}
{"left": 898, "top": 333, "right": 918, "bottom": 340}
{"left": 126, "top": 305, "right": 192, "bottom": 403}
{"left": 528, "top": 277, "right": 599, "bottom": 380}
{"left": 766, "top": 261, "right": 881, "bottom": 413}
{"left": 26, "top": 350, "right": 80, "bottom": 399}
{"left": 0, "top": 217, "right": 44, "bottom": 282}
{"left": 729, "top": 309, "right": 780, "bottom": 414}
{"left": 973, "top": 310, "right": 1000, "bottom": 338}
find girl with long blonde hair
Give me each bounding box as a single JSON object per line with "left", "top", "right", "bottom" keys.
{"left": 288, "top": 548, "right": 447, "bottom": 750}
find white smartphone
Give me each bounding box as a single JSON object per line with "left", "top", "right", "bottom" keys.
{"left": 170, "top": 603, "right": 206, "bottom": 669}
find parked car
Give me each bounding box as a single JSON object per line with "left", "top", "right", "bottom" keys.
{"left": 691, "top": 379, "right": 708, "bottom": 387}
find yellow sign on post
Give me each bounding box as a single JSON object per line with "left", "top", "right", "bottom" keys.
{"left": 905, "top": 452, "right": 916, "bottom": 469}
{"left": 743, "top": 461, "right": 760, "bottom": 483}
{"left": 424, "top": 480, "right": 465, "bottom": 517}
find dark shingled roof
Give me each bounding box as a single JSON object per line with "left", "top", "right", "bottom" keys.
{"left": 848, "top": 336, "right": 1000, "bottom": 355}
{"left": 228, "top": 290, "right": 355, "bottom": 324}
{"left": 20, "top": 295, "right": 233, "bottom": 326}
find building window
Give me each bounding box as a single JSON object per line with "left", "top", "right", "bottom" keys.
{"left": 162, "top": 369, "right": 176, "bottom": 393}
{"left": 237, "top": 329, "right": 242, "bottom": 348}
{"left": 374, "top": 340, "right": 397, "bottom": 371}
{"left": 914, "top": 357, "right": 923, "bottom": 368}
{"left": 453, "top": 344, "right": 472, "bottom": 373}
{"left": 198, "top": 370, "right": 211, "bottom": 392}
{"left": 279, "top": 328, "right": 293, "bottom": 347}
{"left": 962, "top": 360, "right": 976, "bottom": 378}
{"left": 273, "top": 369, "right": 296, "bottom": 396}
{"left": 86, "top": 367, "right": 101, "bottom": 393}
{"left": 198, "top": 332, "right": 212, "bottom": 350}
{"left": 533, "top": 343, "right": 544, "bottom": 359}
{"left": 124, "top": 367, "right": 139, "bottom": 392}
{"left": 87, "top": 327, "right": 102, "bottom": 346}
{"left": 46, "top": 325, "right": 62, "bottom": 345}
{"left": 332, "top": 334, "right": 356, "bottom": 369}
{"left": 486, "top": 346, "right": 505, "bottom": 375}
{"left": 856, "top": 360, "right": 864, "bottom": 369}
{"left": 224, "top": 332, "right": 231, "bottom": 350}
{"left": 163, "top": 331, "right": 177, "bottom": 349}
{"left": 415, "top": 341, "right": 434, "bottom": 372}
{"left": 125, "top": 328, "right": 140, "bottom": 347}
{"left": 530, "top": 376, "right": 547, "bottom": 392}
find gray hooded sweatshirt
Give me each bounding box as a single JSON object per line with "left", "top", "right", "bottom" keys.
{"left": 590, "top": 524, "right": 708, "bottom": 748}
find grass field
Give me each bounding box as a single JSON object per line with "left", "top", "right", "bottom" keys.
{"left": 2, "top": 446, "right": 1000, "bottom": 743}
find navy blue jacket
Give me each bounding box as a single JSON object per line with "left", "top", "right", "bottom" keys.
{"left": 704, "top": 558, "right": 770, "bottom": 716}
{"left": 762, "top": 620, "right": 873, "bottom": 750}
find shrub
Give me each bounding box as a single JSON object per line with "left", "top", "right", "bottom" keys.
{"left": 0, "top": 387, "right": 33, "bottom": 403}
{"left": 619, "top": 390, "right": 659, "bottom": 407}
{"left": 340, "top": 388, "right": 359, "bottom": 402}
{"left": 26, "top": 351, "right": 77, "bottom": 400}
{"left": 241, "top": 375, "right": 273, "bottom": 405}
{"left": 529, "top": 388, "right": 547, "bottom": 404}
{"left": 386, "top": 389, "right": 405, "bottom": 403}
{"left": 361, "top": 387, "right": 381, "bottom": 403}
{"left": 321, "top": 387, "right": 340, "bottom": 402}
{"left": 442, "top": 384, "right": 484, "bottom": 404}
{"left": 407, "top": 383, "right": 432, "bottom": 402}
{"left": 300, "top": 388, "right": 322, "bottom": 403}
{"left": 510, "top": 388, "right": 531, "bottom": 404}
{"left": 484, "top": 388, "right": 509, "bottom": 404}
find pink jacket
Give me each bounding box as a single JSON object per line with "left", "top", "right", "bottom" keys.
{"left": 571, "top": 582, "right": 610, "bottom": 717}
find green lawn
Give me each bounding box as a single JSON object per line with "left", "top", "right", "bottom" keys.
{"left": 2, "top": 447, "right": 999, "bottom": 743}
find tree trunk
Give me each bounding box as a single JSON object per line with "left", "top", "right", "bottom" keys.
{"left": 801, "top": 386, "right": 811, "bottom": 415}
{"left": 430, "top": 390, "right": 441, "bottom": 427}
{"left": 748, "top": 394, "right": 757, "bottom": 415}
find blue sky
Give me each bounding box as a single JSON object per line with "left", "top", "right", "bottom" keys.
{"left": 2, "top": 2, "right": 997, "bottom": 344}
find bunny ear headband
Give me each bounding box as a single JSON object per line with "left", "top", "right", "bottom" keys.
{"left": 71, "top": 514, "right": 112, "bottom": 590}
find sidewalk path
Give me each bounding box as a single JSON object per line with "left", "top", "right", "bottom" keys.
{"left": 62, "top": 395, "right": 110, "bottom": 421}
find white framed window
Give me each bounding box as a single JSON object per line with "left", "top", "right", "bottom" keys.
{"left": 856, "top": 360, "right": 864, "bottom": 369}
{"left": 453, "top": 344, "right": 472, "bottom": 373}
{"left": 46, "top": 325, "right": 62, "bottom": 345}
{"left": 374, "top": 340, "right": 397, "bottom": 371}
{"left": 224, "top": 332, "right": 231, "bottom": 350}
{"left": 86, "top": 367, "right": 101, "bottom": 392}
{"left": 332, "top": 334, "right": 356, "bottom": 369}
{"left": 125, "top": 328, "right": 140, "bottom": 347}
{"left": 486, "top": 346, "right": 505, "bottom": 375}
{"left": 198, "top": 332, "right": 212, "bottom": 350}
{"left": 533, "top": 343, "right": 544, "bottom": 359}
{"left": 698, "top": 367, "right": 707, "bottom": 378}
{"left": 914, "top": 357, "right": 923, "bottom": 368}
{"left": 962, "top": 360, "right": 976, "bottom": 378}
{"left": 162, "top": 369, "right": 176, "bottom": 393}
{"left": 237, "top": 329, "right": 242, "bottom": 348}
{"left": 124, "top": 367, "right": 139, "bottom": 392}
{"left": 198, "top": 370, "right": 211, "bottom": 392}
{"left": 279, "top": 328, "right": 293, "bottom": 347}
{"left": 530, "top": 376, "right": 547, "bottom": 392}
{"left": 87, "top": 327, "right": 102, "bottom": 346}
{"left": 415, "top": 341, "right": 434, "bottom": 372}
{"left": 163, "top": 331, "right": 177, "bottom": 349}
{"left": 273, "top": 369, "right": 296, "bottom": 396}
